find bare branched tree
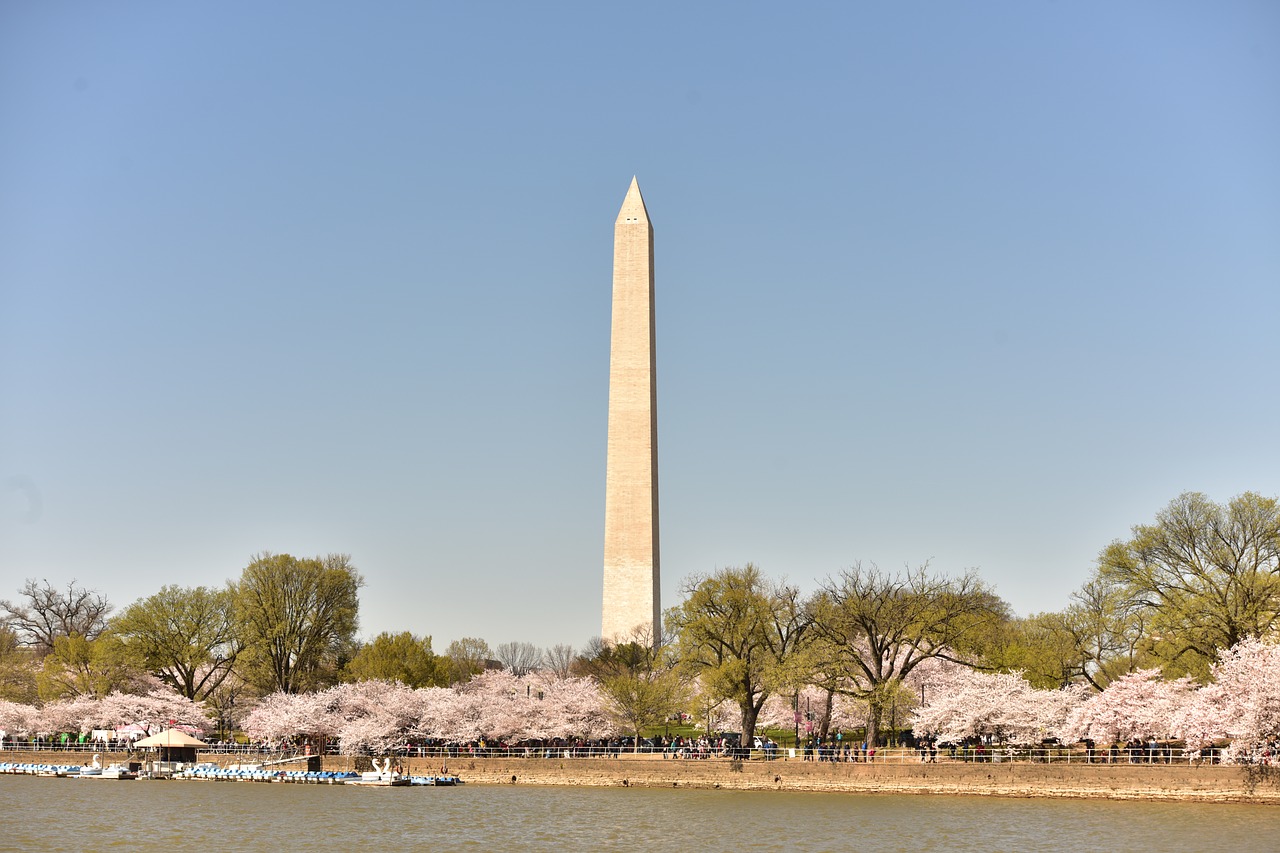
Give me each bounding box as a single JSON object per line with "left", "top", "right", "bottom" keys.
{"left": 542, "top": 643, "right": 577, "bottom": 680}
{"left": 494, "top": 641, "right": 543, "bottom": 677}
{"left": 1, "top": 579, "right": 112, "bottom": 654}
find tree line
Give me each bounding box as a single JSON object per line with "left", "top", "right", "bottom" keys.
{"left": 1, "top": 491, "right": 1277, "bottom": 748}
{"left": 661, "top": 491, "right": 1280, "bottom": 746}
{"left": 0, "top": 552, "right": 576, "bottom": 714}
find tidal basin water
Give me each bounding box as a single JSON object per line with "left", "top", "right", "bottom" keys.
{"left": 1, "top": 776, "right": 1275, "bottom": 853}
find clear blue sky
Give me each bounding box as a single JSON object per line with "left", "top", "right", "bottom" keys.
{"left": 3, "top": 2, "right": 1277, "bottom": 652}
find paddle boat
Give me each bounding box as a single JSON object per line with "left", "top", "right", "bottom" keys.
{"left": 348, "top": 757, "right": 410, "bottom": 787}
{"left": 71, "top": 754, "right": 137, "bottom": 780}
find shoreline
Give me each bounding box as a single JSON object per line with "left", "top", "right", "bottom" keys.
{"left": 5, "top": 750, "right": 1278, "bottom": 804}
{"left": 443, "top": 756, "right": 1280, "bottom": 804}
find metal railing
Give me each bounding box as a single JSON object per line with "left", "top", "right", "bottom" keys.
{"left": 318, "top": 744, "right": 1232, "bottom": 765}
{"left": 0, "top": 740, "right": 293, "bottom": 757}
{"left": 0, "top": 740, "right": 1237, "bottom": 765}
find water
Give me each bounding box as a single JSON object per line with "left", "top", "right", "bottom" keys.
{"left": 1, "top": 776, "right": 1274, "bottom": 852}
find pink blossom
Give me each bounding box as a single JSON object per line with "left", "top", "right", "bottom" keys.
{"left": 1061, "top": 670, "right": 1196, "bottom": 744}
{"left": 1174, "top": 636, "right": 1280, "bottom": 751}
{"left": 537, "top": 676, "right": 614, "bottom": 741}
{"left": 242, "top": 691, "right": 330, "bottom": 742}
{"left": 756, "top": 686, "right": 866, "bottom": 734}
{"left": 0, "top": 699, "right": 38, "bottom": 735}
{"left": 912, "top": 669, "right": 1086, "bottom": 745}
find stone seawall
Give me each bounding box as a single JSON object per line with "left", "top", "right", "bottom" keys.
{"left": 6, "top": 751, "right": 1276, "bottom": 803}
{"left": 405, "top": 756, "right": 1280, "bottom": 804}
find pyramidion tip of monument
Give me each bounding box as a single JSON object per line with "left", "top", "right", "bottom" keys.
{"left": 616, "top": 175, "right": 650, "bottom": 225}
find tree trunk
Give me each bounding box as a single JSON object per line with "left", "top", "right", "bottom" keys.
{"left": 818, "top": 687, "right": 834, "bottom": 741}
{"left": 865, "top": 698, "right": 882, "bottom": 748}
{"left": 741, "top": 701, "right": 761, "bottom": 746}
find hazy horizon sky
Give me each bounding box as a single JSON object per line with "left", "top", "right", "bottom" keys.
{"left": 3, "top": 2, "right": 1277, "bottom": 653}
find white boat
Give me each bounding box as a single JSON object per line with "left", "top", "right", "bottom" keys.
{"left": 77, "top": 756, "right": 137, "bottom": 780}
{"left": 348, "top": 773, "right": 410, "bottom": 787}
{"left": 348, "top": 758, "right": 410, "bottom": 787}
{"left": 98, "top": 764, "right": 138, "bottom": 780}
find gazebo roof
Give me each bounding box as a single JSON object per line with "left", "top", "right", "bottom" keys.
{"left": 133, "top": 729, "right": 208, "bottom": 749}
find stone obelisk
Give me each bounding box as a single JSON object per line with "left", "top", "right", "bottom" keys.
{"left": 602, "top": 177, "right": 660, "bottom": 643}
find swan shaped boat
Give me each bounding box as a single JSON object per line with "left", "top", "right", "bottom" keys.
{"left": 77, "top": 754, "right": 137, "bottom": 780}
{"left": 348, "top": 757, "right": 410, "bottom": 787}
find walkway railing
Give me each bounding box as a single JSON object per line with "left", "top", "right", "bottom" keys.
{"left": 0, "top": 741, "right": 1232, "bottom": 765}
{"left": 346, "top": 744, "right": 1229, "bottom": 765}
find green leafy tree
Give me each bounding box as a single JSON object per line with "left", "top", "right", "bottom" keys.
{"left": 0, "top": 624, "right": 38, "bottom": 703}
{"left": 1061, "top": 576, "right": 1150, "bottom": 689}
{"left": 443, "top": 637, "right": 492, "bottom": 685}
{"left": 808, "top": 562, "right": 1009, "bottom": 746}
{"left": 113, "top": 585, "right": 240, "bottom": 700}
{"left": 343, "top": 631, "right": 448, "bottom": 687}
{"left": 1097, "top": 491, "right": 1280, "bottom": 678}
{"left": 233, "top": 552, "right": 364, "bottom": 693}
{"left": 977, "top": 611, "right": 1084, "bottom": 690}
{"left": 977, "top": 578, "right": 1151, "bottom": 691}
{"left": 668, "top": 565, "right": 810, "bottom": 746}
{"left": 599, "top": 668, "right": 687, "bottom": 747}
{"left": 37, "top": 632, "right": 138, "bottom": 701}
{"left": 574, "top": 635, "right": 654, "bottom": 681}
{"left": 580, "top": 628, "right": 688, "bottom": 748}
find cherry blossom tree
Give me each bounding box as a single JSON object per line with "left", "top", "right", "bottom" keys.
{"left": 323, "top": 680, "right": 425, "bottom": 754}
{"left": 424, "top": 671, "right": 527, "bottom": 743}
{"left": 21, "top": 687, "right": 209, "bottom": 736}
{"left": 755, "top": 692, "right": 798, "bottom": 733}
{"left": 242, "top": 690, "right": 332, "bottom": 743}
{"left": 33, "top": 694, "right": 98, "bottom": 735}
{"left": 88, "top": 689, "right": 211, "bottom": 734}
{"left": 414, "top": 672, "right": 616, "bottom": 745}
{"left": 755, "top": 685, "right": 866, "bottom": 739}
{"left": 911, "top": 668, "right": 1086, "bottom": 745}
{"left": 1060, "top": 669, "right": 1196, "bottom": 745}
{"left": 538, "top": 676, "right": 614, "bottom": 741}
{"left": 412, "top": 686, "right": 462, "bottom": 741}
{"left": 0, "top": 674, "right": 594, "bottom": 750}
{"left": 457, "top": 671, "right": 536, "bottom": 742}
{"left": 684, "top": 679, "right": 741, "bottom": 735}
{"left": 1174, "top": 636, "right": 1280, "bottom": 755}
{"left": 0, "top": 698, "right": 37, "bottom": 736}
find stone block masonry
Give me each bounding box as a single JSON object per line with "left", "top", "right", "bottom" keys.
{"left": 602, "top": 177, "right": 661, "bottom": 643}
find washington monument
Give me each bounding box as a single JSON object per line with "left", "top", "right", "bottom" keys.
{"left": 601, "top": 177, "right": 660, "bottom": 643}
